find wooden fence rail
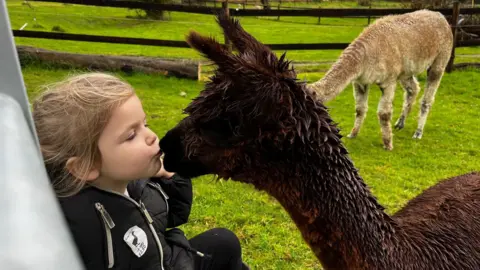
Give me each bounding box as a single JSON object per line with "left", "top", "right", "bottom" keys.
{"left": 12, "top": 29, "right": 480, "bottom": 50}
{"left": 32, "top": 0, "right": 478, "bottom": 17}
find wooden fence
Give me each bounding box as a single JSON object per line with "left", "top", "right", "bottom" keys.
{"left": 12, "top": 0, "right": 480, "bottom": 72}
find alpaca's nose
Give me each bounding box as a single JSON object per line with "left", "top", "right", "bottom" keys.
{"left": 159, "top": 130, "right": 178, "bottom": 156}
{"left": 161, "top": 126, "right": 214, "bottom": 179}
{"left": 159, "top": 128, "right": 184, "bottom": 172}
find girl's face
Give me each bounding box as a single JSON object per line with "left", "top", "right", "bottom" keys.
{"left": 95, "top": 94, "right": 162, "bottom": 192}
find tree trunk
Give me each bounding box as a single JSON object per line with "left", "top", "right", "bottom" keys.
{"left": 261, "top": 0, "right": 271, "bottom": 9}
{"left": 16, "top": 46, "right": 199, "bottom": 80}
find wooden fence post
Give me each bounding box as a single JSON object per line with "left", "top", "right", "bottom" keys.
{"left": 367, "top": 3, "right": 372, "bottom": 25}
{"left": 222, "top": 0, "right": 232, "bottom": 51}
{"left": 447, "top": 1, "right": 460, "bottom": 73}
{"left": 277, "top": 0, "right": 281, "bottom": 21}
{"left": 317, "top": 7, "right": 321, "bottom": 25}
{"left": 198, "top": 62, "right": 202, "bottom": 81}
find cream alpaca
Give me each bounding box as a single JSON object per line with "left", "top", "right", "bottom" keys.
{"left": 307, "top": 10, "right": 453, "bottom": 150}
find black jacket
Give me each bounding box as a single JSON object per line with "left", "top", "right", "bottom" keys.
{"left": 59, "top": 174, "right": 195, "bottom": 270}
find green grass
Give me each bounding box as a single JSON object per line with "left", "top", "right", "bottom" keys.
{"left": 10, "top": 1, "right": 480, "bottom": 268}
{"left": 8, "top": 0, "right": 480, "bottom": 63}
{"left": 7, "top": 0, "right": 358, "bottom": 60}
{"left": 21, "top": 62, "right": 480, "bottom": 269}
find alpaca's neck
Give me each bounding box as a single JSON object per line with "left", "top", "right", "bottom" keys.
{"left": 307, "top": 44, "right": 364, "bottom": 102}
{"left": 261, "top": 152, "right": 398, "bottom": 269}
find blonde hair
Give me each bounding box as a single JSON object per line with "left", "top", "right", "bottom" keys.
{"left": 32, "top": 72, "right": 135, "bottom": 197}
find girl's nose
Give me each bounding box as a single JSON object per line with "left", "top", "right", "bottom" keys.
{"left": 146, "top": 129, "right": 158, "bottom": 146}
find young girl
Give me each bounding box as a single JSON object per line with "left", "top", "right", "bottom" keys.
{"left": 32, "top": 72, "right": 249, "bottom": 270}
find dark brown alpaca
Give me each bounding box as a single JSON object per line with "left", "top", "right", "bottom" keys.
{"left": 160, "top": 14, "right": 480, "bottom": 270}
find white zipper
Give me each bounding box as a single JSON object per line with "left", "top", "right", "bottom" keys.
{"left": 93, "top": 187, "right": 166, "bottom": 270}
{"left": 95, "top": 203, "right": 115, "bottom": 269}
{"left": 148, "top": 182, "right": 169, "bottom": 214}
{"left": 140, "top": 201, "right": 165, "bottom": 270}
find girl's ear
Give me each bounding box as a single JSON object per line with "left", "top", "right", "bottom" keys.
{"left": 66, "top": 157, "right": 99, "bottom": 181}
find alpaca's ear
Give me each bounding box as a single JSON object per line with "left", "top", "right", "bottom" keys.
{"left": 186, "top": 31, "right": 234, "bottom": 65}
{"left": 216, "top": 12, "right": 275, "bottom": 59}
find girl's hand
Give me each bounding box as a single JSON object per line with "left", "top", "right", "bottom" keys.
{"left": 155, "top": 157, "right": 175, "bottom": 179}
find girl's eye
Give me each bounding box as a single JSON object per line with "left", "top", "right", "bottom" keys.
{"left": 145, "top": 124, "right": 149, "bottom": 127}
{"left": 126, "top": 132, "right": 136, "bottom": 141}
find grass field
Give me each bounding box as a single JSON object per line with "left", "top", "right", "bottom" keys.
{"left": 7, "top": 0, "right": 480, "bottom": 62}
{"left": 8, "top": 0, "right": 480, "bottom": 269}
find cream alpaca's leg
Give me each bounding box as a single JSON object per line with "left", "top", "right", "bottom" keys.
{"left": 347, "top": 82, "right": 369, "bottom": 138}
{"left": 395, "top": 76, "right": 420, "bottom": 130}
{"left": 413, "top": 67, "right": 444, "bottom": 139}
{"left": 377, "top": 83, "right": 396, "bottom": 150}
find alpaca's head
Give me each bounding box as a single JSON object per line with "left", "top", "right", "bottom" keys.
{"left": 161, "top": 14, "right": 343, "bottom": 183}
